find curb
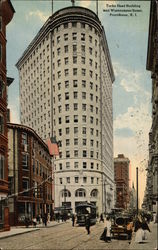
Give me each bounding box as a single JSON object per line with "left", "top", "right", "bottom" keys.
{"left": 0, "top": 228, "right": 40, "bottom": 240}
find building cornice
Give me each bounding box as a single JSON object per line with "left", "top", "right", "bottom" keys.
{"left": 7, "top": 122, "right": 50, "bottom": 153}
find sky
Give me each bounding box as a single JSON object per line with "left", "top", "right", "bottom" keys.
{"left": 6, "top": 0, "right": 152, "bottom": 206}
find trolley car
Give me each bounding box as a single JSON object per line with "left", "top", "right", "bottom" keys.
{"left": 75, "top": 202, "right": 97, "bottom": 226}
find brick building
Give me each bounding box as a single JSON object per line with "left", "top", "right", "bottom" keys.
{"left": 114, "top": 154, "right": 130, "bottom": 209}
{"left": 7, "top": 123, "right": 53, "bottom": 226}
{"left": 145, "top": 0, "right": 158, "bottom": 214}
{"left": 0, "top": 0, "right": 15, "bottom": 231}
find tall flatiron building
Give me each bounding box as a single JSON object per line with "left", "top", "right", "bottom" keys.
{"left": 16, "top": 6, "right": 115, "bottom": 214}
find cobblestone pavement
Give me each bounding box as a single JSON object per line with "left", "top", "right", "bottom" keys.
{"left": 0, "top": 220, "right": 157, "bottom": 250}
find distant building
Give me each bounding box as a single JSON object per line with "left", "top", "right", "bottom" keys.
{"left": 128, "top": 182, "right": 136, "bottom": 211}
{"left": 16, "top": 6, "right": 115, "bottom": 214}
{"left": 146, "top": 0, "right": 158, "bottom": 213}
{"left": 7, "top": 123, "right": 53, "bottom": 226}
{"left": 0, "top": 0, "right": 15, "bottom": 231}
{"left": 114, "top": 154, "right": 130, "bottom": 209}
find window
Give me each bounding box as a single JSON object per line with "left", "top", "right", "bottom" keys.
{"left": 64, "top": 57, "right": 68, "bottom": 65}
{"left": 64, "top": 23, "right": 68, "bottom": 29}
{"left": 72, "top": 22, "right": 77, "bottom": 27}
{"left": 57, "top": 36, "right": 60, "bottom": 43}
{"left": 57, "top": 48, "right": 61, "bottom": 55}
{"left": 65, "top": 116, "right": 70, "bottom": 123}
{"left": 75, "top": 188, "right": 86, "bottom": 197}
{"left": 89, "top": 47, "right": 92, "bottom": 55}
{"left": 0, "top": 114, "right": 4, "bottom": 134}
{"left": 83, "top": 150, "right": 87, "bottom": 157}
{"left": 0, "top": 154, "right": 4, "bottom": 179}
{"left": 64, "top": 45, "right": 68, "bottom": 53}
{"left": 89, "top": 35, "right": 92, "bottom": 43}
{"left": 74, "top": 127, "right": 78, "bottom": 134}
{"left": 90, "top": 151, "right": 94, "bottom": 157}
{"left": 75, "top": 177, "right": 79, "bottom": 183}
{"left": 74, "top": 92, "right": 78, "bottom": 99}
{"left": 83, "top": 177, "right": 87, "bottom": 183}
{"left": 66, "top": 162, "right": 70, "bottom": 168}
{"left": 58, "top": 106, "right": 62, "bottom": 113}
{"left": 65, "top": 69, "right": 69, "bottom": 76}
{"left": 74, "top": 115, "right": 78, "bottom": 123}
{"left": 65, "top": 81, "right": 69, "bottom": 88}
{"left": 82, "top": 104, "right": 86, "bottom": 111}
{"left": 57, "top": 71, "right": 61, "bottom": 78}
{"left": 90, "top": 70, "right": 93, "bottom": 78}
{"left": 82, "top": 127, "right": 86, "bottom": 134}
{"left": 66, "top": 151, "right": 70, "bottom": 158}
{"left": 66, "top": 127, "right": 70, "bottom": 134}
{"left": 82, "top": 68, "right": 86, "bottom": 76}
{"left": 59, "top": 117, "right": 62, "bottom": 124}
{"left": 90, "top": 128, "right": 94, "bottom": 135}
{"left": 0, "top": 42, "right": 2, "bottom": 61}
{"left": 83, "top": 139, "right": 86, "bottom": 146}
{"left": 90, "top": 116, "right": 93, "bottom": 124}
{"left": 91, "top": 177, "right": 94, "bottom": 184}
{"left": 74, "top": 162, "right": 78, "bottom": 168}
{"left": 22, "top": 133, "right": 27, "bottom": 145}
{"left": 59, "top": 129, "right": 62, "bottom": 136}
{"left": 66, "top": 177, "right": 70, "bottom": 183}
{"left": 73, "top": 68, "right": 77, "bottom": 75}
{"left": 65, "top": 104, "right": 69, "bottom": 111}
{"left": 57, "top": 59, "right": 61, "bottom": 67}
{"left": 60, "top": 178, "right": 62, "bottom": 184}
{"left": 73, "top": 56, "right": 77, "bottom": 64}
{"left": 74, "top": 150, "right": 78, "bottom": 157}
{"left": 90, "top": 140, "right": 94, "bottom": 146}
{"left": 91, "top": 189, "right": 98, "bottom": 197}
{"left": 0, "top": 78, "right": 5, "bottom": 98}
{"left": 66, "top": 139, "right": 70, "bottom": 146}
{"left": 82, "top": 115, "right": 86, "bottom": 123}
{"left": 22, "top": 153, "right": 29, "bottom": 169}
{"left": 91, "top": 162, "right": 94, "bottom": 169}
{"left": 81, "top": 45, "right": 85, "bottom": 53}
{"left": 73, "top": 44, "right": 77, "bottom": 52}
{"left": 22, "top": 178, "right": 29, "bottom": 196}
{"left": 90, "top": 94, "right": 93, "bottom": 101}
{"left": 65, "top": 92, "right": 69, "bottom": 100}
{"left": 81, "top": 33, "right": 85, "bottom": 41}
{"left": 73, "top": 80, "right": 78, "bottom": 87}
{"left": 74, "top": 103, "right": 78, "bottom": 110}
{"left": 74, "top": 138, "right": 78, "bottom": 145}
{"left": 83, "top": 162, "right": 87, "bottom": 169}
{"left": 81, "top": 57, "right": 85, "bottom": 64}
{"left": 82, "top": 80, "right": 86, "bottom": 88}
{"left": 72, "top": 32, "right": 77, "bottom": 40}
{"left": 82, "top": 92, "right": 86, "bottom": 99}
{"left": 81, "top": 23, "right": 85, "bottom": 28}
{"left": 64, "top": 33, "right": 68, "bottom": 41}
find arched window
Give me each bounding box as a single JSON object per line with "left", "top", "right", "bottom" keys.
{"left": 61, "top": 189, "right": 71, "bottom": 198}
{"left": 75, "top": 188, "right": 86, "bottom": 197}
{"left": 91, "top": 189, "right": 98, "bottom": 198}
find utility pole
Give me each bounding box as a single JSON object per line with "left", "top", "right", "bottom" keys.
{"left": 71, "top": 0, "right": 75, "bottom": 7}
{"left": 136, "top": 167, "right": 139, "bottom": 215}
{"left": 96, "top": 0, "right": 98, "bottom": 16}
{"left": 51, "top": 0, "right": 53, "bottom": 15}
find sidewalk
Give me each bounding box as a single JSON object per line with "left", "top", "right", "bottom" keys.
{"left": 0, "top": 220, "right": 64, "bottom": 240}
{"left": 129, "top": 221, "right": 158, "bottom": 250}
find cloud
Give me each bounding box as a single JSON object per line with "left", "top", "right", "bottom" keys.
{"left": 79, "top": 0, "right": 92, "bottom": 8}
{"left": 26, "top": 10, "right": 49, "bottom": 22}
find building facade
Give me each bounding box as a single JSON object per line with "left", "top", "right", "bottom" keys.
{"left": 16, "top": 6, "right": 115, "bottom": 214}
{"left": 0, "top": 0, "right": 15, "bottom": 231}
{"left": 7, "top": 123, "right": 53, "bottom": 226}
{"left": 114, "top": 154, "right": 130, "bottom": 210}
{"left": 146, "top": 0, "right": 158, "bottom": 214}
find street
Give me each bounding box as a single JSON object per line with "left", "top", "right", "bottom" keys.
{"left": 0, "top": 220, "right": 157, "bottom": 250}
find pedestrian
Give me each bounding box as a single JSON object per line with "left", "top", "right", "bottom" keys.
{"left": 32, "top": 217, "right": 37, "bottom": 227}
{"left": 85, "top": 214, "right": 91, "bottom": 235}
{"left": 43, "top": 213, "right": 48, "bottom": 227}
{"left": 141, "top": 218, "right": 150, "bottom": 240}
{"left": 47, "top": 213, "right": 50, "bottom": 223}
{"left": 99, "top": 213, "right": 104, "bottom": 223}
{"left": 134, "top": 218, "right": 144, "bottom": 243}
{"left": 72, "top": 213, "right": 75, "bottom": 227}
{"left": 104, "top": 216, "right": 111, "bottom": 242}
{"left": 126, "top": 220, "right": 133, "bottom": 243}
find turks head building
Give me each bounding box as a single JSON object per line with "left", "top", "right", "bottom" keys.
{"left": 16, "top": 6, "right": 115, "bottom": 215}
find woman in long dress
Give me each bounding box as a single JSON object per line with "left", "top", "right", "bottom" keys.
{"left": 104, "top": 217, "right": 112, "bottom": 242}
{"left": 134, "top": 219, "right": 144, "bottom": 243}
